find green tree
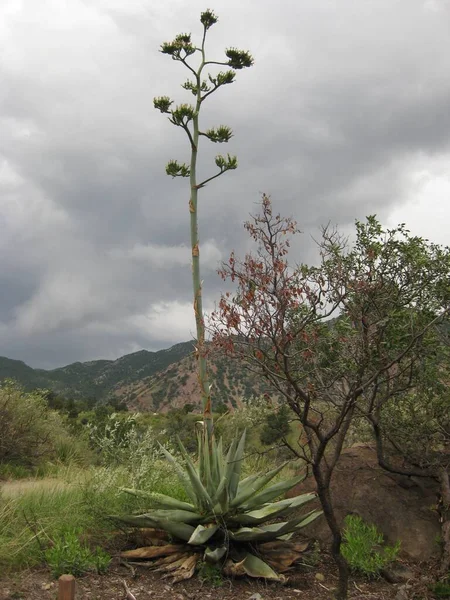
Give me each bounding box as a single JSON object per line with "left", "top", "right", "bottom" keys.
{"left": 260, "top": 404, "right": 291, "bottom": 447}
{"left": 368, "top": 331, "right": 450, "bottom": 573}
{"left": 211, "top": 196, "right": 450, "bottom": 599}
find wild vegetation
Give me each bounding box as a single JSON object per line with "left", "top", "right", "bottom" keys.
{"left": 0, "top": 381, "right": 300, "bottom": 575}
{"left": 210, "top": 196, "right": 450, "bottom": 598}
{"left": 113, "top": 9, "right": 325, "bottom": 583}
{"left": 1, "top": 9, "right": 449, "bottom": 600}
{"left": 0, "top": 342, "right": 274, "bottom": 411}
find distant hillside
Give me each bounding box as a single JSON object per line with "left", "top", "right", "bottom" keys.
{"left": 114, "top": 349, "right": 274, "bottom": 412}
{"left": 0, "top": 342, "right": 273, "bottom": 411}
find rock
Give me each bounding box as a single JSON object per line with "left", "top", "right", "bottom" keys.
{"left": 288, "top": 444, "right": 440, "bottom": 560}
{"left": 381, "top": 563, "right": 415, "bottom": 584}
{"left": 41, "top": 583, "right": 53, "bottom": 591}
{"left": 246, "top": 594, "right": 263, "bottom": 600}
{"left": 394, "top": 583, "right": 413, "bottom": 600}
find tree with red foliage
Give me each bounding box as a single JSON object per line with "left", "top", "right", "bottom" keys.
{"left": 210, "top": 194, "right": 450, "bottom": 599}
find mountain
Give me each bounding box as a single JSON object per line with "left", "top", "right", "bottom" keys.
{"left": 0, "top": 342, "right": 273, "bottom": 412}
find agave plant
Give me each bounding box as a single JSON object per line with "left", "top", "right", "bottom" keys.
{"left": 115, "top": 12, "right": 321, "bottom": 583}
{"left": 115, "top": 431, "right": 321, "bottom": 582}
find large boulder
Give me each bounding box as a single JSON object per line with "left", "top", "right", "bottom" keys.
{"left": 290, "top": 444, "right": 440, "bottom": 560}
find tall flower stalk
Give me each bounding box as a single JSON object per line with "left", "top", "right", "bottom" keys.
{"left": 154, "top": 10, "right": 253, "bottom": 437}
{"left": 115, "top": 16, "right": 321, "bottom": 582}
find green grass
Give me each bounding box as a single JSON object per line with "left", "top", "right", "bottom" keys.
{"left": 0, "top": 403, "right": 291, "bottom": 576}
{"left": 0, "top": 459, "right": 185, "bottom": 573}
{"left": 341, "top": 514, "right": 400, "bottom": 577}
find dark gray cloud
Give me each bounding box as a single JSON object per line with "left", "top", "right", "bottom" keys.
{"left": 1, "top": 0, "right": 450, "bottom": 368}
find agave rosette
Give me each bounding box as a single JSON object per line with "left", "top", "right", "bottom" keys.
{"left": 116, "top": 430, "right": 321, "bottom": 581}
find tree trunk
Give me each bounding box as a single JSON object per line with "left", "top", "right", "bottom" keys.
{"left": 314, "top": 467, "right": 349, "bottom": 600}
{"left": 439, "top": 468, "right": 450, "bottom": 574}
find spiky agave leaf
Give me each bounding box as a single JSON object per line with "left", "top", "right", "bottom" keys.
{"left": 240, "top": 475, "right": 307, "bottom": 509}
{"left": 230, "top": 462, "right": 288, "bottom": 508}
{"left": 223, "top": 553, "right": 283, "bottom": 580}
{"left": 158, "top": 444, "right": 196, "bottom": 503}
{"left": 209, "top": 432, "right": 241, "bottom": 511}
{"left": 228, "top": 430, "right": 246, "bottom": 500}
{"left": 229, "top": 492, "right": 317, "bottom": 525}
{"left": 121, "top": 489, "right": 196, "bottom": 512}
{"left": 115, "top": 514, "right": 196, "bottom": 542}
{"left": 204, "top": 545, "right": 227, "bottom": 562}
{"left": 241, "top": 552, "right": 283, "bottom": 580}
{"left": 230, "top": 510, "right": 323, "bottom": 543}
{"left": 176, "top": 437, "right": 215, "bottom": 511}
{"left": 140, "top": 509, "right": 203, "bottom": 524}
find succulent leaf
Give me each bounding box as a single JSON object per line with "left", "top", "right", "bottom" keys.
{"left": 204, "top": 545, "right": 227, "bottom": 562}
{"left": 241, "top": 552, "right": 283, "bottom": 580}
{"left": 144, "top": 509, "right": 203, "bottom": 524}
{"left": 158, "top": 444, "right": 196, "bottom": 503}
{"left": 241, "top": 475, "right": 307, "bottom": 509}
{"left": 176, "top": 437, "right": 214, "bottom": 511}
{"left": 228, "top": 430, "right": 246, "bottom": 500}
{"left": 230, "top": 510, "right": 322, "bottom": 543}
{"left": 120, "top": 489, "right": 196, "bottom": 512}
{"left": 230, "top": 462, "right": 287, "bottom": 507}
{"left": 188, "top": 524, "right": 219, "bottom": 545}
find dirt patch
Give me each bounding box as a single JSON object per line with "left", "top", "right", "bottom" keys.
{"left": 0, "top": 478, "right": 71, "bottom": 498}
{"left": 0, "top": 558, "right": 410, "bottom": 600}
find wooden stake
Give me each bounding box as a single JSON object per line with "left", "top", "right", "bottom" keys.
{"left": 58, "top": 574, "right": 75, "bottom": 600}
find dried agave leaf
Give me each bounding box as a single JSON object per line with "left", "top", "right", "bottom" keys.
{"left": 154, "top": 553, "right": 191, "bottom": 573}
{"left": 131, "top": 528, "right": 171, "bottom": 546}
{"left": 223, "top": 558, "right": 246, "bottom": 577}
{"left": 121, "top": 544, "right": 188, "bottom": 559}
{"left": 151, "top": 553, "right": 189, "bottom": 568}
{"left": 258, "top": 539, "right": 310, "bottom": 573}
{"left": 171, "top": 554, "right": 199, "bottom": 583}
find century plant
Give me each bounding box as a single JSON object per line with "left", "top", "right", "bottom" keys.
{"left": 117, "top": 431, "right": 321, "bottom": 581}
{"left": 153, "top": 9, "right": 253, "bottom": 436}
{"left": 115, "top": 11, "right": 321, "bottom": 582}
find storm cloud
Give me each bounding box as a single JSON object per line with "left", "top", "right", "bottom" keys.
{"left": 1, "top": 0, "right": 450, "bottom": 367}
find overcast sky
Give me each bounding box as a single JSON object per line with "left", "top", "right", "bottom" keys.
{"left": 1, "top": 0, "right": 450, "bottom": 368}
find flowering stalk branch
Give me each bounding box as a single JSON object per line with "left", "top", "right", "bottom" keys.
{"left": 154, "top": 10, "right": 253, "bottom": 437}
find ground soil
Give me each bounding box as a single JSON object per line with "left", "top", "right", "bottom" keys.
{"left": 0, "top": 555, "right": 440, "bottom": 600}
{"left": 289, "top": 445, "right": 441, "bottom": 561}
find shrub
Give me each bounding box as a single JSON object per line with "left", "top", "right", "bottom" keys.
{"left": 44, "top": 527, "right": 111, "bottom": 578}
{"left": 0, "top": 380, "right": 83, "bottom": 469}
{"left": 260, "top": 404, "right": 291, "bottom": 446}
{"left": 431, "top": 579, "right": 450, "bottom": 598}
{"left": 341, "top": 515, "right": 400, "bottom": 577}
{"left": 85, "top": 412, "right": 139, "bottom": 465}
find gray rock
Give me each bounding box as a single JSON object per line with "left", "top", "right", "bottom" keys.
{"left": 394, "top": 583, "right": 413, "bottom": 600}
{"left": 382, "top": 563, "right": 415, "bottom": 584}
